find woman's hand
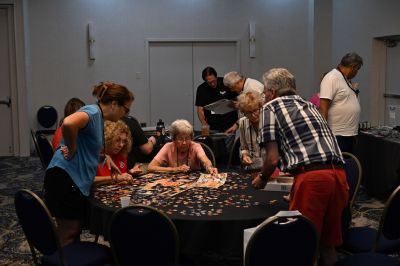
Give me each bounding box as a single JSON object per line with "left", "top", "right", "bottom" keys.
{"left": 252, "top": 174, "right": 267, "bottom": 189}
{"left": 129, "top": 164, "right": 143, "bottom": 176}
{"left": 60, "top": 145, "right": 72, "bottom": 160}
{"left": 207, "top": 165, "right": 218, "bottom": 175}
{"left": 104, "top": 154, "right": 122, "bottom": 175}
{"left": 242, "top": 154, "right": 253, "bottom": 166}
{"left": 115, "top": 173, "right": 134, "bottom": 184}
{"left": 174, "top": 164, "right": 190, "bottom": 173}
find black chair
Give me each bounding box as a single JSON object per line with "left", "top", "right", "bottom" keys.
{"left": 37, "top": 105, "right": 58, "bottom": 135}
{"left": 226, "top": 136, "right": 241, "bottom": 169}
{"left": 341, "top": 152, "right": 363, "bottom": 231}
{"left": 31, "top": 130, "right": 54, "bottom": 169}
{"left": 14, "top": 189, "right": 112, "bottom": 266}
{"left": 342, "top": 152, "right": 362, "bottom": 208}
{"left": 196, "top": 141, "right": 216, "bottom": 167}
{"left": 340, "top": 185, "right": 400, "bottom": 255}
{"left": 109, "top": 205, "right": 179, "bottom": 266}
{"left": 244, "top": 213, "right": 318, "bottom": 266}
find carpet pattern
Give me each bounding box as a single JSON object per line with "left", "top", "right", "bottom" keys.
{"left": 0, "top": 156, "right": 386, "bottom": 265}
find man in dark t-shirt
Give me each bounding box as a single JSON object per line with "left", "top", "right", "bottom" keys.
{"left": 195, "top": 67, "right": 239, "bottom": 164}
{"left": 122, "top": 116, "right": 156, "bottom": 168}
{"left": 195, "top": 66, "right": 239, "bottom": 132}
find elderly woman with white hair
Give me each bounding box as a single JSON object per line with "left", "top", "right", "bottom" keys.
{"left": 148, "top": 119, "right": 218, "bottom": 174}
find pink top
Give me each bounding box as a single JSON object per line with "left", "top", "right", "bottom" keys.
{"left": 309, "top": 93, "right": 320, "bottom": 108}
{"left": 153, "top": 142, "right": 206, "bottom": 170}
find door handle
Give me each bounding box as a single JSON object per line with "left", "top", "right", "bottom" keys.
{"left": 0, "top": 97, "right": 11, "bottom": 107}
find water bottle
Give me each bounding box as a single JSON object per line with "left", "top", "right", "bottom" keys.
{"left": 156, "top": 119, "right": 165, "bottom": 137}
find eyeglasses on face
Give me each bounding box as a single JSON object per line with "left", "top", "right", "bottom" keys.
{"left": 175, "top": 137, "right": 192, "bottom": 143}
{"left": 244, "top": 109, "right": 260, "bottom": 117}
{"left": 120, "top": 104, "right": 130, "bottom": 114}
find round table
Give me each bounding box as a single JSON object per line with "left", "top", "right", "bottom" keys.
{"left": 88, "top": 171, "right": 288, "bottom": 264}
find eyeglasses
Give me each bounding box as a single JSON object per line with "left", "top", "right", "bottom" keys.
{"left": 175, "top": 137, "right": 191, "bottom": 143}
{"left": 120, "top": 104, "right": 130, "bottom": 114}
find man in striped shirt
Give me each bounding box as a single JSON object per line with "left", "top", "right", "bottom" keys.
{"left": 252, "top": 68, "right": 349, "bottom": 266}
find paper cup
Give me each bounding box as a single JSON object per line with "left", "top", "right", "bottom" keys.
{"left": 120, "top": 196, "right": 130, "bottom": 208}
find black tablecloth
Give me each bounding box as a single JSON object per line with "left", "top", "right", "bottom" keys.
{"left": 355, "top": 131, "right": 400, "bottom": 199}
{"left": 88, "top": 171, "right": 287, "bottom": 262}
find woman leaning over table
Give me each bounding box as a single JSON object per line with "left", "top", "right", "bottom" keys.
{"left": 44, "top": 81, "right": 134, "bottom": 247}
{"left": 94, "top": 120, "right": 142, "bottom": 186}
{"left": 148, "top": 119, "right": 218, "bottom": 174}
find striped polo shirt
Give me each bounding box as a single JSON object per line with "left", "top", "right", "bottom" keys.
{"left": 260, "top": 95, "right": 344, "bottom": 172}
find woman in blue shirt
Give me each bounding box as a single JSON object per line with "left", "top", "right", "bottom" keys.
{"left": 44, "top": 81, "right": 134, "bottom": 247}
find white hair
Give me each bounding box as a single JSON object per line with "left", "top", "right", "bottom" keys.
{"left": 262, "top": 68, "right": 296, "bottom": 96}
{"left": 223, "top": 71, "right": 242, "bottom": 88}
{"left": 169, "top": 119, "right": 193, "bottom": 140}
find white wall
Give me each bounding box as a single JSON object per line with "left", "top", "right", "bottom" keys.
{"left": 25, "top": 0, "right": 314, "bottom": 127}
{"left": 331, "top": 0, "right": 400, "bottom": 123}
{"left": 16, "top": 0, "right": 400, "bottom": 153}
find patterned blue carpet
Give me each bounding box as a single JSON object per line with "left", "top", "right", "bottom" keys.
{"left": 0, "top": 156, "right": 386, "bottom": 265}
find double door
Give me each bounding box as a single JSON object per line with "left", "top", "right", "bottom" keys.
{"left": 149, "top": 41, "right": 239, "bottom": 130}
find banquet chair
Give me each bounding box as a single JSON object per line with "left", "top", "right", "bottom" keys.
{"left": 341, "top": 152, "right": 362, "bottom": 231}
{"left": 226, "top": 136, "right": 241, "bottom": 169}
{"left": 14, "top": 189, "right": 112, "bottom": 266}
{"left": 342, "top": 152, "right": 362, "bottom": 208}
{"left": 109, "top": 205, "right": 179, "bottom": 266}
{"left": 244, "top": 213, "right": 318, "bottom": 266}
{"left": 340, "top": 185, "right": 400, "bottom": 255}
{"left": 31, "top": 130, "right": 54, "bottom": 169}
{"left": 193, "top": 135, "right": 214, "bottom": 150}
{"left": 196, "top": 141, "right": 216, "bottom": 167}
{"left": 36, "top": 105, "right": 58, "bottom": 135}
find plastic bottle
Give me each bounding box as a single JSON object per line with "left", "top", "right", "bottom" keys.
{"left": 156, "top": 119, "right": 165, "bottom": 136}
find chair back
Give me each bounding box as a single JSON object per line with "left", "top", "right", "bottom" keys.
{"left": 245, "top": 214, "right": 318, "bottom": 266}
{"left": 227, "top": 136, "right": 241, "bottom": 169}
{"left": 193, "top": 135, "right": 214, "bottom": 149}
{"left": 37, "top": 105, "right": 58, "bottom": 134}
{"left": 109, "top": 205, "right": 179, "bottom": 266}
{"left": 33, "top": 131, "right": 54, "bottom": 168}
{"left": 342, "top": 152, "right": 362, "bottom": 208}
{"left": 375, "top": 186, "right": 400, "bottom": 248}
{"left": 14, "top": 189, "right": 64, "bottom": 265}
{"left": 196, "top": 141, "right": 216, "bottom": 167}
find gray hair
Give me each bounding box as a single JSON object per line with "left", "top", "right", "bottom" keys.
{"left": 223, "top": 71, "right": 242, "bottom": 88}
{"left": 169, "top": 119, "right": 193, "bottom": 140}
{"left": 262, "top": 68, "right": 296, "bottom": 96}
{"left": 340, "top": 52, "right": 363, "bottom": 69}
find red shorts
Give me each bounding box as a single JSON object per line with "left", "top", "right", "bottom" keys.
{"left": 289, "top": 168, "right": 349, "bottom": 246}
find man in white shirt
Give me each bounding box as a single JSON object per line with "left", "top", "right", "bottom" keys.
{"left": 320, "top": 52, "right": 363, "bottom": 153}
{"left": 223, "top": 71, "right": 265, "bottom": 99}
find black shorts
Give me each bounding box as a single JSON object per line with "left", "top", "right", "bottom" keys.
{"left": 44, "top": 167, "right": 88, "bottom": 220}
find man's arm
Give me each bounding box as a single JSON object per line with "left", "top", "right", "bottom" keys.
{"left": 196, "top": 106, "right": 208, "bottom": 125}
{"left": 139, "top": 136, "right": 156, "bottom": 155}
{"left": 252, "top": 141, "right": 279, "bottom": 189}
{"left": 319, "top": 98, "right": 331, "bottom": 120}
